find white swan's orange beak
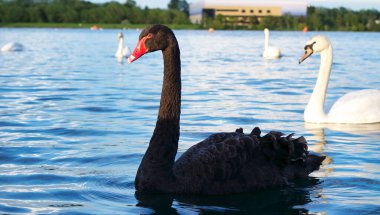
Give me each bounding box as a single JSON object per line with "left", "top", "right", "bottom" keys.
{"left": 128, "top": 34, "right": 152, "bottom": 64}
{"left": 299, "top": 46, "right": 313, "bottom": 64}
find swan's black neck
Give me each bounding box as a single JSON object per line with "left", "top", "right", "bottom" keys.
{"left": 136, "top": 35, "right": 181, "bottom": 192}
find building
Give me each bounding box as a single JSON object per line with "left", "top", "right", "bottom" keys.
{"left": 189, "top": 0, "right": 308, "bottom": 25}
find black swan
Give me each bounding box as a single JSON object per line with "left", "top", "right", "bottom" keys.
{"left": 127, "top": 24, "right": 325, "bottom": 195}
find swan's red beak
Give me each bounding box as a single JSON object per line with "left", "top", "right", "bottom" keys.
{"left": 128, "top": 35, "right": 151, "bottom": 64}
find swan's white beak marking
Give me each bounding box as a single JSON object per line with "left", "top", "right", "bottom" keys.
{"left": 299, "top": 46, "right": 314, "bottom": 64}
{"left": 127, "top": 55, "right": 135, "bottom": 64}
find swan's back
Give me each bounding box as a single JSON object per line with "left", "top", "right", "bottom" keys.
{"left": 172, "top": 128, "right": 324, "bottom": 194}
{"left": 115, "top": 47, "right": 130, "bottom": 59}
{"left": 1, "top": 42, "right": 23, "bottom": 52}
{"left": 263, "top": 47, "right": 281, "bottom": 59}
{"left": 173, "top": 131, "right": 255, "bottom": 193}
{"left": 328, "top": 89, "right": 380, "bottom": 123}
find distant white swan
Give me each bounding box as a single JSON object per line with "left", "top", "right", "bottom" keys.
{"left": 299, "top": 35, "right": 380, "bottom": 124}
{"left": 262, "top": 28, "right": 281, "bottom": 59}
{"left": 1, "top": 42, "right": 23, "bottom": 52}
{"left": 115, "top": 32, "right": 130, "bottom": 62}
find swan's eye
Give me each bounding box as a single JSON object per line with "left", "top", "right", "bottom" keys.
{"left": 147, "top": 33, "right": 153, "bottom": 39}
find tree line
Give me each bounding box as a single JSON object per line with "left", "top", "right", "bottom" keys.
{"left": 0, "top": 0, "right": 379, "bottom": 31}
{"left": 0, "top": 0, "right": 190, "bottom": 25}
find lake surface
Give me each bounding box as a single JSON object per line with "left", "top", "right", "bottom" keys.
{"left": 0, "top": 28, "right": 379, "bottom": 214}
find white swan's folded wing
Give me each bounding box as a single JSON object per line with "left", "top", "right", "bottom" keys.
{"left": 328, "top": 89, "right": 380, "bottom": 123}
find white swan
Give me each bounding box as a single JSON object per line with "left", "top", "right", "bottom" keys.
{"left": 1, "top": 42, "right": 23, "bottom": 52}
{"left": 262, "top": 28, "right": 281, "bottom": 59}
{"left": 299, "top": 35, "right": 380, "bottom": 124}
{"left": 115, "top": 32, "right": 130, "bottom": 62}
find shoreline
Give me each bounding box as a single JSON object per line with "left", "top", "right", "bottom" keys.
{"left": 1, "top": 23, "right": 380, "bottom": 32}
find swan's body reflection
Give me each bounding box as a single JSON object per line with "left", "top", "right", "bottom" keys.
{"left": 305, "top": 123, "right": 380, "bottom": 137}
{"left": 304, "top": 122, "right": 380, "bottom": 177}
{"left": 136, "top": 178, "right": 323, "bottom": 214}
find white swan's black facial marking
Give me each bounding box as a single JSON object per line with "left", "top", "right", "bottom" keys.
{"left": 304, "top": 41, "right": 316, "bottom": 52}
{"left": 299, "top": 41, "right": 316, "bottom": 64}
{"left": 118, "top": 32, "right": 124, "bottom": 39}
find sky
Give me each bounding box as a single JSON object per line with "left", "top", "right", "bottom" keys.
{"left": 91, "top": 0, "right": 380, "bottom": 11}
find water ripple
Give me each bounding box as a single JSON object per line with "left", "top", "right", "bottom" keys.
{"left": 0, "top": 28, "right": 379, "bottom": 214}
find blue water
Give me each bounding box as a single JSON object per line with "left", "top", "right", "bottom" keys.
{"left": 0, "top": 28, "right": 379, "bottom": 214}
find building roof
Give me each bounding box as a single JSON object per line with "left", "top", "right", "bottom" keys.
{"left": 190, "top": 0, "right": 308, "bottom": 16}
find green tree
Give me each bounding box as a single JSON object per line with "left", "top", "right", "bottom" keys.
{"left": 168, "top": 0, "right": 178, "bottom": 10}
{"left": 28, "top": 6, "right": 47, "bottom": 22}
{"left": 103, "top": 2, "right": 126, "bottom": 23}
{"left": 2, "top": 5, "right": 28, "bottom": 22}
{"left": 84, "top": 7, "right": 104, "bottom": 23}
{"left": 172, "top": 9, "right": 190, "bottom": 24}
{"left": 168, "top": 0, "right": 189, "bottom": 16}
{"left": 124, "top": 0, "right": 136, "bottom": 8}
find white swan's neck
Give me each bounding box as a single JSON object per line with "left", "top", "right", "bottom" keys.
{"left": 264, "top": 32, "right": 269, "bottom": 50}
{"left": 305, "top": 44, "right": 333, "bottom": 123}
{"left": 117, "top": 38, "right": 124, "bottom": 54}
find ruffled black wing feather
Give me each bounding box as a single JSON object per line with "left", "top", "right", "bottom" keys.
{"left": 172, "top": 127, "right": 322, "bottom": 194}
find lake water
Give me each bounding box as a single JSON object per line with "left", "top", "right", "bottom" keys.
{"left": 0, "top": 28, "right": 379, "bottom": 214}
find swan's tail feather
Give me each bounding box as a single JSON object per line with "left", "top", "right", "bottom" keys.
{"left": 250, "top": 127, "right": 261, "bottom": 137}
{"left": 306, "top": 153, "right": 326, "bottom": 173}
{"left": 246, "top": 127, "right": 324, "bottom": 178}
{"left": 235, "top": 128, "right": 244, "bottom": 133}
